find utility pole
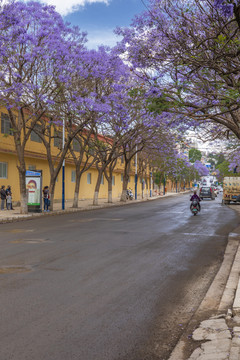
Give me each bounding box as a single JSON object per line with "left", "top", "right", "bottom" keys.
{"left": 163, "top": 174, "right": 166, "bottom": 195}
{"left": 62, "top": 118, "right": 65, "bottom": 210}
{"left": 135, "top": 146, "right": 138, "bottom": 200}
{"left": 150, "top": 171, "right": 152, "bottom": 197}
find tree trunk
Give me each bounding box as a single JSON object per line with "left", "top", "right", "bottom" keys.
{"left": 108, "top": 179, "right": 113, "bottom": 203}
{"left": 93, "top": 170, "right": 103, "bottom": 206}
{"left": 49, "top": 179, "right": 56, "bottom": 211}
{"left": 120, "top": 176, "right": 129, "bottom": 202}
{"left": 73, "top": 191, "right": 79, "bottom": 208}
{"left": 145, "top": 176, "right": 149, "bottom": 198}
{"left": 72, "top": 172, "right": 82, "bottom": 208}
{"left": 93, "top": 191, "right": 99, "bottom": 205}
{"left": 18, "top": 166, "right": 28, "bottom": 214}
{"left": 108, "top": 190, "right": 112, "bottom": 203}
{"left": 15, "top": 139, "right": 28, "bottom": 213}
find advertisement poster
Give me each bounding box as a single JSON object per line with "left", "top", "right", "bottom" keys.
{"left": 26, "top": 171, "right": 42, "bottom": 206}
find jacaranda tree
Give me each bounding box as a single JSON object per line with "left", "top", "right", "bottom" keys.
{"left": 115, "top": 0, "right": 240, "bottom": 155}
{"left": 0, "top": 1, "right": 86, "bottom": 213}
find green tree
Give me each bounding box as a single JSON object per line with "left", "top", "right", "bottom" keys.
{"left": 216, "top": 153, "right": 225, "bottom": 166}
{"left": 153, "top": 171, "right": 164, "bottom": 188}
{"left": 189, "top": 149, "right": 202, "bottom": 163}
{"left": 216, "top": 160, "right": 233, "bottom": 182}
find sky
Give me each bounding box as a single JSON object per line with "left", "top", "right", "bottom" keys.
{"left": 24, "top": 0, "right": 148, "bottom": 48}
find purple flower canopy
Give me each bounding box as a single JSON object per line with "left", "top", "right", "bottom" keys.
{"left": 0, "top": 0, "right": 213, "bottom": 182}
{"left": 194, "top": 160, "right": 209, "bottom": 176}
{"left": 214, "top": 0, "right": 234, "bottom": 17}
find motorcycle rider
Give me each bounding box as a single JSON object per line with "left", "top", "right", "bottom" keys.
{"left": 190, "top": 190, "right": 201, "bottom": 212}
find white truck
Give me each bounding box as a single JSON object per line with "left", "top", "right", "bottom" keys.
{"left": 222, "top": 177, "right": 240, "bottom": 204}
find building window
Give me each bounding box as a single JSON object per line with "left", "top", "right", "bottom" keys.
{"left": 54, "top": 168, "right": 58, "bottom": 182}
{"left": 1, "top": 113, "right": 12, "bottom": 135}
{"left": 87, "top": 173, "right": 91, "bottom": 184}
{"left": 72, "top": 138, "right": 80, "bottom": 152}
{"left": 54, "top": 130, "right": 62, "bottom": 148}
{"left": 0, "top": 162, "right": 7, "bottom": 178}
{"left": 88, "top": 141, "right": 95, "bottom": 156}
{"left": 121, "top": 155, "right": 124, "bottom": 164}
{"left": 28, "top": 165, "right": 36, "bottom": 170}
{"left": 71, "top": 170, "right": 76, "bottom": 183}
{"left": 31, "top": 124, "right": 42, "bottom": 143}
{"left": 101, "top": 174, "right": 104, "bottom": 185}
{"left": 112, "top": 176, "right": 115, "bottom": 186}
{"left": 121, "top": 174, "right": 123, "bottom": 182}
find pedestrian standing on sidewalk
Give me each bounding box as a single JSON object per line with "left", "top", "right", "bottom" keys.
{"left": 5, "top": 185, "right": 13, "bottom": 210}
{"left": 6, "top": 193, "right": 12, "bottom": 210}
{"left": 42, "top": 186, "right": 50, "bottom": 212}
{"left": 0, "top": 185, "right": 6, "bottom": 210}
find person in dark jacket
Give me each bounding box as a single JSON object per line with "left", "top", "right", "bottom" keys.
{"left": 190, "top": 190, "right": 201, "bottom": 211}
{"left": 42, "top": 186, "right": 50, "bottom": 212}
{"left": 0, "top": 185, "right": 6, "bottom": 210}
{"left": 5, "top": 185, "right": 13, "bottom": 210}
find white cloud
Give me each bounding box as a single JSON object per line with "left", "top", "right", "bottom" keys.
{"left": 25, "top": 0, "right": 110, "bottom": 16}
{"left": 86, "top": 29, "right": 121, "bottom": 49}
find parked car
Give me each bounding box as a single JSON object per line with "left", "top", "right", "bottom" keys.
{"left": 199, "top": 186, "right": 215, "bottom": 200}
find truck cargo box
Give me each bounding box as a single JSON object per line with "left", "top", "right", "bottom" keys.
{"left": 223, "top": 177, "right": 240, "bottom": 204}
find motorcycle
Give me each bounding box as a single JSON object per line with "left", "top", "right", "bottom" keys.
{"left": 190, "top": 199, "right": 200, "bottom": 216}
{"left": 126, "top": 189, "right": 133, "bottom": 200}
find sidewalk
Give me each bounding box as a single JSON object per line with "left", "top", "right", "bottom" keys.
{"left": 0, "top": 191, "right": 187, "bottom": 224}
{"left": 169, "top": 204, "right": 240, "bottom": 360}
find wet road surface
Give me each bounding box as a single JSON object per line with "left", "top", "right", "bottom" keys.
{"left": 0, "top": 194, "right": 239, "bottom": 360}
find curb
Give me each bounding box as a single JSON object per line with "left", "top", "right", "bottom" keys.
{"left": 0, "top": 191, "right": 189, "bottom": 225}
{"left": 169, "top": 222, "right": 240, "bottom": 360}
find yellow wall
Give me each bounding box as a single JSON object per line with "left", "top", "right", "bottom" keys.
{"left": 0, "top": 110, "right": 150, "bottom": 202}
{"left": 0, "top": 152, "right": 147, "bottom": 202}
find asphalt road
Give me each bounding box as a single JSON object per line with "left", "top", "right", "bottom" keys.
{"left": 0, "top": 193, "right": 239, "bottom": 360}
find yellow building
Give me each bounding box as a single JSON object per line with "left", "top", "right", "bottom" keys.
{"left": 0, "top": 110, "right": 150, "bottom": 204}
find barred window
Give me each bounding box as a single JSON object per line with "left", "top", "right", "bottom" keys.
{"left": 101, "top": 174, "right": 104, "bottom": 185}
{"left": 54, "top": 168, "right": 58, "bottom": 182}
{"left": 31, "top": 124, "right": 42, "bottom": 143}
{"left": 28, "top": 165, "right": 36, "bottom": 170}
{"left": 0, "top": 162, "right": 7, "bottom": 178}
{"left": 54, "top": 130, "right": 62, "bottom": 148}
{"left": 87, "top": 173, "right": 91, "bottom": 184}
{"left": 71, "top": 170, "right": 76, "bottom": 183}
{"left": 72, "top": 138, "right": 80, "bottom": 152}
{"left": 88, "top": 141, "right": 95, "bottom": 156}
{"left": 1, "top": 113, "right": 12, "bottom": 135}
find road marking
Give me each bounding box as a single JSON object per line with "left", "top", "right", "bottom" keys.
{"left": 156, "top": 211, "right": 184, "bottom": 214}
{"left": 0, "top": 265, "right": 32, "bottom": 274}
{"left": 182, "top": 233, "right": 225, "bottom": 237}
{"left": 7, "top": 229, "right": 35, "bottom": 233}
{"left": 10, "top": 239, "right": 49, "bottom": 244}
{"left": 68, "top": 218, "right": 123, "bottom": 223}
